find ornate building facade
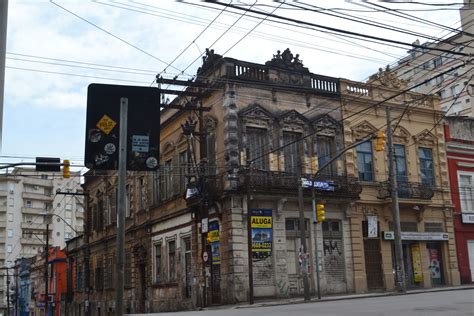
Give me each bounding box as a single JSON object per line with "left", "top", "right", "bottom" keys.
{"left": 79, "top": 48, "right": 460, "bottom": 314}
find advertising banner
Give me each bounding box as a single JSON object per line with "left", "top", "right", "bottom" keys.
{"left": 411, "top": 244, "right": 423, "bottom": 282}
{"left": 251, "top": 209, "right": 273, "bottom": 260}
{"left": 208, "top": 221, "right": 220, "bottom": 265}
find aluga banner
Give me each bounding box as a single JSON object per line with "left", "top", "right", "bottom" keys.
{"left": 251, "top": 209, "right": 273, "bottom": 260}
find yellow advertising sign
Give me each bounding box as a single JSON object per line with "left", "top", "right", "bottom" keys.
{"left": 96, "top": 114, "right": 117, "bottom": 135}
{"left": 411, "top": 244, "right": 423, "bottom": 283}
{"left": 207, "top": 229, "right": 220, "bottom": 243}
{"left": 251, "top": 216, "right": 272, "bottom": 228}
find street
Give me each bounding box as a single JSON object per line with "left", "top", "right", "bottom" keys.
{"left": 131, "top": 290, "right": 474, "bottom": 316}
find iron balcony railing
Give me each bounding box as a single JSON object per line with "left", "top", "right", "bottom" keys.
{"left": 239, "top": 170, "right": 361, "bottom": 199}
{"left": 377, "top": 180, "right": 434, "bottom": 200}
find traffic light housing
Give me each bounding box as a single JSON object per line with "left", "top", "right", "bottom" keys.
{"left": 316, "top": 203, "right": 326, "bottom": 222}
{"left": 375, "top": 130, "right": 386, "bottom": 152}
{"left": 63, "top": 160, "right": 71, "bottom": 178}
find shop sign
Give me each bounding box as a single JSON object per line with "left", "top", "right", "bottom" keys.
{"left": 461, "top": 213, "right": 474, "bottom": 224}
{"left": 208, "top": 221, "right": 220, "bottom": 265}
{"left": 251, "top": 209, "right": 273, "bottom": 260}
{"left": 367, "top": 216, "right": 378, "bottom": 238}
{"left": 383, "top": 231, "right": 449, "bottom": 241}
{"left": 411, "top": 244, "right": 423, "bottom": 282}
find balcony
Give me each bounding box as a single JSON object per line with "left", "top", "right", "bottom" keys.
{"left": 0, "top": 190, "right": 7, "bottom": 196}
{"left": 22, "top": 207, "right": 46, "bottom": 215}
{"left": 22, "top": 192, "right": 53, "bottom": 202}
{"left": 21, "top": 237, "right": 46, "bottom": 246}
{"left": 21, "top": 222, "right": 47, "bottom": 230}
{"left": 23, "top": 177, "right": 54, "bottom": 188}
{"left": 75, "top": 211, "right": 84, "bottom": 219}
{"left": 239, "top": 170, "right": 362, "bottom": 199}
{"left": 0, "top": 220, "right": 6, "bottom": 227}
{"left": 377, "top": 181, "right": 434, "bottom": 200}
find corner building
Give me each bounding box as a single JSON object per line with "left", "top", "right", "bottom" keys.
{"left": 81, "top": 49, "right": 460, "bottom": 314}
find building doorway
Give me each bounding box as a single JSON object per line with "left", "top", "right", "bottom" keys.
{"left": 364, "top": 239, "right": 384, "bottom": 290}
{"left": 427, "top": 243, "right": 444, "bottom": 286}
{"left": 467, "top": 240, "right": 474, "bottom": 282}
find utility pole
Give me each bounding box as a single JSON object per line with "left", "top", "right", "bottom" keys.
{"left": 296, "top": 137, "right": 310, "bottom": 301}
{"left": 386, "top": 106, "right": 406, "bottom": 292}
{"left": 44, "top": 223, "right": 49, "bottom": 316}
{"left": 0, "top": 0, "right": 8, "bottom": 152}
{"left": 6, "top": 265, "right": 10, "bottom": 316}
{"left": 246, "top": 163, "right": 254, "bottom": 305}
{"left": 311, "top": 187, "right": 321, "bottom": 299}
{"left": 116, "top": 97, "right": 128, "bottom": 316}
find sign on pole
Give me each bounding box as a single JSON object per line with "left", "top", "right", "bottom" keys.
{"left": 85, "top": 84, "right": 160, "bottom": 171}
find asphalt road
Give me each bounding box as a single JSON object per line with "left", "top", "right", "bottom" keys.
{"left": 132, "top": 289, "right": 474, "bottom": 316}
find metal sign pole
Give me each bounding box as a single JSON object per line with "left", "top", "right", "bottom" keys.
{"left": 311, "top": 187, "right": 321, "bottom": 299}
{"left": 116, "top": 97, "right": 128, "bottom": 315}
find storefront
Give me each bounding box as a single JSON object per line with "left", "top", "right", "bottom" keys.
{"left": 384, "top": 231, "right": 449, "bottom": 288}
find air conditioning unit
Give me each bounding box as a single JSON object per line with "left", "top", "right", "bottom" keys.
{"left": 9, "top": 190, "right": 14, "bottom": 194}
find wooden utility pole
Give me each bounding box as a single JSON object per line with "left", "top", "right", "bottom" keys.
{"left": 296, "top": 137, "right": 310, "bottom": 301}
{"left": 386, "top": 106, "right": 406, "bottom": 292}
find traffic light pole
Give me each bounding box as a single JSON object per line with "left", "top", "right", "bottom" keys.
{"left": 116, "top": 97, "right": 128, "bottom": 316}
{"left": 309, "top": 137, "right": 374, "bottom": 299}
{"left": 386, "top": 106, "right": 406, "bottom": 292}
{"left": 296, "top": 138, "right": 310, "bottom": 301}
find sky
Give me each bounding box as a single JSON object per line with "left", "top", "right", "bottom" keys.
{"left": 1, "top": 0, "right": 463, "bottom": 171}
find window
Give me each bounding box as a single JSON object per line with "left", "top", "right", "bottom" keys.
{"left": 437, "top": 90, "right": 445, "bottom": 98}
{"left": 7, "top": 229, "right": 13, "bottom": 238}
{"left": 105, "top": 256, "right": 113, "bottom": 289}
{"left": 125, "top": 253, "right": 132, "bottom": 287}
{"left": 40, "top": 174, "right": 48, "bottom": 179}
{"left": 433, "top": 57, "right": 443, "bottom": 68}
{"left": 356, "top": 141, "right": 373, "bottom": 181}
{"left": 168, "top": 240, "right": 176, "bottom": 281}
{"left": 7, "top": 244, "right": 12, "bottom": 253}
{"left": 138, "top": 176, "right": 146, "bottom": 210}
{"left": 435, "top": 74, "right": 444, "bottom": 85}
{"left": 125, "top": 184, "right": 131, "bottom": 218}
{"left": 65, "top": 210, "right": 72, "bottom": 219}
{"left": 161, "top": 159, "right": 173, "bottom": 200}
{"left": 179, "top": 151, "right": 188, "bottom": 193}
{"left": 155, "top": 243, "right": 162, "bottom": 283}
{"left": 283, "top": 132, "right": 300, "bottom": 173}
{"left": 424, "top": 222, "right": 444, "bottom": 232}
{"left": 394, "top": 144, "right": 407, "bottom": 183}
{"left": 247, "top": 127, "right": 268, "bottom": 170}
{"left": 25, "top": 200, "right": 32, "bottom": 208}
{"left": 76, "top": 264, "right": 83, "bottom": 292}
{"left": 419, "top": 147, "right": 434, "bottom": 186}
{"left": 451, "top": 84, "right": 461, "bottom": 97}
{"left": 317, "top": 136, "right": 335, "bottom": 176}
{"left": 8, "top": 213, "right": 13, "bottom": 222}
{"left": 459, "top": 173, "right": 473, "bottom": 212}
{"left": 65, "top": 232, "right": 72, "bottom": 240}
{"left": 95, "top": 259, "right": 103, "bottom": 291}
{"left": 183, "top": 237, "right": 192, "bottom": 297}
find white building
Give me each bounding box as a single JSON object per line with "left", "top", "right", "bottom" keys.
{"left": 391, "top": 0, "right": 473, "bottom": 116}
{"left": 0, "top": 167, "right": 84, "bottom": 312}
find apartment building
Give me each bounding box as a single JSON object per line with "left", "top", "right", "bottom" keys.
{"left": 0, "top": 167, "right": 84, "bottom": 312}
{"left": 392, "top": 0, "right": 473, "bottom": 117}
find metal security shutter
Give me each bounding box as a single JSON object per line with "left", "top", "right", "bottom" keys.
{"left": 322, "top": 220, "right": 345, "bottom": 293}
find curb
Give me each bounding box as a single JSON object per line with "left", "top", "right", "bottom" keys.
{"left": 219, "top": 285, "right": 474, "bottom": 310}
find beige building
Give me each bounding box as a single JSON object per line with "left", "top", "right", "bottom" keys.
{"left": 342, "top": 69, "right": 461, "bottom": 292}
{"left": 392, "top": 0, "right": 473, "bottom": 117}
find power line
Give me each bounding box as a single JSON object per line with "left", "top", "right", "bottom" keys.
{"left": 49, "top": 0, "right": 187, "bottom": 75}
{"left": 206, "top": 1, "right": 471, "bottom": 57}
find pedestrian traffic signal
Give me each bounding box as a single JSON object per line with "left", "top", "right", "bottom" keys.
{"left": 375, "top": 130, "right": 386, "bottom": 152}
{"left": 63, "top": 160, "right": 70, "bottom": 178}
{"left": 316, "top": 203, "right": 326, "bottom": 222}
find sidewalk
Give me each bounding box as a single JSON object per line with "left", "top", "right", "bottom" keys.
{"left": 203, "top": 284, "right": 474, "bottom": 311}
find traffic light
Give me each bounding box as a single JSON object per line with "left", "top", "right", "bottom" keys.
{"left": 63, "top": 160, "right": 71, "bottom": 178}
{"left": 375, "top": 130, "right": 386, "bottom": 152}
{"left": 316, "top": 203, "right": 326, "bottom": 222}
